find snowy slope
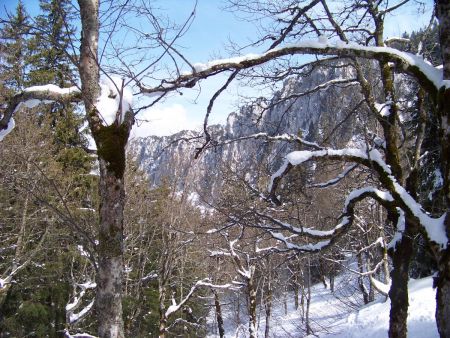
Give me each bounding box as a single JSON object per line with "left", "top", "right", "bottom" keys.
{"left": 207, "top": 276, "right": 439, "bottom": 338}
{"left": 318, "top": 277, "right": 439, "bottom": 338}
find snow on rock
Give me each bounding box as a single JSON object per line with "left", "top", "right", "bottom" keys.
{"left": 95, "top": 76, "right": 133, "bottom": 125}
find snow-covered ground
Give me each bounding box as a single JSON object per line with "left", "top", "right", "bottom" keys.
{"left": 207, "top": 276, "right": 439, "bottom": 337}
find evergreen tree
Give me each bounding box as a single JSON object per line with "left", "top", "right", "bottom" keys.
{"left": 0, "top": 0, "right": 30, "bottom": 93}
{"left": 27, "top": 0, "right": 91, "bottom": 174}
{"left": 27, "top": 0, "right": 76, "bottom": 87}
{"left": 0, "top": 2, "right": 97, "bottom": 336}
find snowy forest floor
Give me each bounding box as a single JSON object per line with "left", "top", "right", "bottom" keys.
{"left": 206, "top": 275, "right": 439, "bottom": 338}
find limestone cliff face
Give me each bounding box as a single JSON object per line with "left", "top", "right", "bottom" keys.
{"left": 128, "top": 64, "right": 360, "bottom": 199}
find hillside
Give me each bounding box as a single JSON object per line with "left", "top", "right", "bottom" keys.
{"left": 205, "top": 276, "right": 439, "bottom": 338}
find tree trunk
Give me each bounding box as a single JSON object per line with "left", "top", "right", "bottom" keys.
{"left": 388, "top": 227, "right": 413, "bottom": 338}
{"left": 77, "top": 1, "right": 133, "bottom": 336}
{"left": 213, "top": 290, "right": 225, "bottom": 338}
{"left": 294, "top": 277, "right": 299, "bottom": 310}
{"left": 435, "top": 262, "right": 450, "bottom": 338}
{"left": 305, "top": 261, "right": 312, "bottom": 335}
{"left": 329, "top": 274, "right": 335, "bottom": 293}
{"left": 159, "top": 283, "right": 167, "bottom": 338}
{"left": 264, "top": 283, "right": 272, "bottom": 338}
{"left": 248, "top": 272, "right": 258, "bottom": 338}
{"left": 435, "top": 1, "right": 450, "bottom": 337}
{"left": 357, "top": 254, "right": 370, "bottom": 304}
{"left": 96, "top": 159, "right": 126, "bottom": 338}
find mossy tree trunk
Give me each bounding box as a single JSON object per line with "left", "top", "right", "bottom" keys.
{"left": 77, "top": 1, "right": 132, "bottom": 337}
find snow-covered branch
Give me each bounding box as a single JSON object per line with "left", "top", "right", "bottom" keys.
{"left": 268, "top": 147, "right": 448, "bottom": 249}
{"left": 257, "top": 187, "right": 395, "bottom": 253}
{"left": 164, "top": 278, "right": 233, "bottom": 318}
{"left": 268, "top": 147, "right": 391, "bottom": 203}
{"left": 63, "top": 330, "right": 98, "bottom": 338}
{"left": 370, "top": 275, "right": 391, "bottom": 296}
{"left": 140, "top": 40, "right": 443, "bottom": 98}
{"left": 66, "top": 281, "right": 97, "bottom": 324}
{"left": 0, "top": 228, "right": 48, "bottom": 292}
{"left": 0, "top": 84, "right": 82, "bottom": 140}
{"left": 220, "top": 132, "right": 324, "bottom": 151}
{"left": 308, "top": 164, "right": 358, "bottom": 188}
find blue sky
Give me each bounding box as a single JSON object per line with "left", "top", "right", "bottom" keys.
{"left": 1, "top": 0, "right": 435, "bottom": 137}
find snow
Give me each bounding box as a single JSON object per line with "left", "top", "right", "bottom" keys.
{"left": 78, "top": 281, "right": 96, "bottom": 290}
{"left": 141, "top": 272, "right": 158, "bottom": 281}
{"left": 269, "top": 148, "right": 392, "bottom": 193}
{"left": 433, "top": 169, "right": 444, "bottom": 189}
{"left": 345, "top": 187, "right": 393, "bottom": 208}
{"left": 65, "top": 281, "right": 96, "bottom": 312}
{"left": 69, "top": 300, "right": 94, "bottom": 324}
{"left": 370, "top": 277, "right": 391, "bottom": 295}
{"left": 391, "top": 178, "right": 447, "bottom": 248}
{"left": 207, "top": 276, "right": 439, "bottom": 338}
{"left": 268, "top": 147, "right": 447, "bottom": 250}
{"left": 95, "top": 76, "right": 133, "bottom": 125}
{"left": 64, "top": 330, "right": 97, "bottom": 338}
{"left": 0, "top": 118, "right": 15, "bottom": 141}
{"left": 23, "top": 84, "right": 79, "bottom": 95}
{"left": 375, "top": 101, "right": 393, "bottom": 117}
{"left": 317, "top": 277, "right": 438, "bottom": 338}
{"left": 186, "top": 40, "right": 445, "bottom": 90}
{"left": 269, "top": 230, "right": 332, "bottom": 252}
{"left": 318, "top": 35, "right": 329, "bottom": 44}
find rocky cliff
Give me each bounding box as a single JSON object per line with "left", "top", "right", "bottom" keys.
{"left": 128, "top": 63, "right": 362, "bottom": 200}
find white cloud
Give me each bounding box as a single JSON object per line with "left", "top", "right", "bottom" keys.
{"left": 131, "top": 104, "right": 199, "bottom": 138}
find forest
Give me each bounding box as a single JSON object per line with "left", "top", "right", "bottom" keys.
{"left": 0, "top": 0, "right": 450, "bottom": 337}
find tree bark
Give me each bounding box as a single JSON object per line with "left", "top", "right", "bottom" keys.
{"left": 435, "top": 1, "right": 450, "bottom": 337}
{"left": 158, "top": 283, "right": 167, "bottom": 338}
{"left": 293, "top": 275, "right": 299, "bottom": 310}
{"left": 248, "top": 270, "right": 258, "bottom": 338}
{"left": 213, "top": 289, "right": 225, "bottom": 338}
{"left": 96, "top": 159, "right": 126, "bottom": 338}
{"left": 357, "top": 254, "right": 370, "bottom": 304}
{"left": 305, "top": 261, "right": 312, "bottom": 336}
{"left": 264, "top": 281, "right": 272, "bottom": 338}
{"left": 388, "top": 225, "right": 414, "bottom": 338}
{"left": 77, "top": 1, "right": 131, "bottom": 337}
